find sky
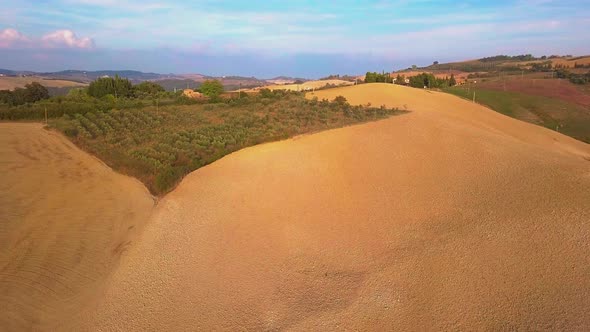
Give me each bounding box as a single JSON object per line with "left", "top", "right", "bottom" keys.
{"left": 1, "top": 0, "right": 589, "bottom": 78}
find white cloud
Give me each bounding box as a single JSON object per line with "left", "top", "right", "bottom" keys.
{"left": 41, "top": 30, "right": 94, "bottom": 49}
{"left": 0, "top": 28, "right": 29, "bottom": 48}
{"left": 0, "top": 28, "right": 94, "bottom": 49}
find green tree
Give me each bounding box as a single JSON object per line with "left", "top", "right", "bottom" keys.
{"left": 200, "top": 79, "right": 224, "bottom": 99}
{"left": 88, "top": 76, "right": 133, "bottom": 98}
{"left": 364, "top": 72, "right": 377, "bottom": 83}
{"left": 11, "top": 88, "right": 28, "bottom": 105}
{"left": 0, "top": 90, "right": 14, "bottom": 105}
{"left": 134, "top": 81, "right": 165, "bottom": 96}
{"left": 0, "top": 82, "right": 49, "bottom": 106}
{"left": 24, "top": 82, "right": 49, "bottom": 102}
{"left": 408, "top": 73, "right": 440, "bottom": 88}
{"left": 365, "top": 72, "right": 392, "bottom": 83}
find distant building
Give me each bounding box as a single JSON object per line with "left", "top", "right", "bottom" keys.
{"left": 183, "top": 89, "right": 204, "bottom": 99}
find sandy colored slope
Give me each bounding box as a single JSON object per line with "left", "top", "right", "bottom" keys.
{"left": 0, "top": 77, "right": 85, "bottom": 90}
{"left": 251, "top": 79, "right": 354, "bottom": 92}
{"left": 0, "top": 123, "right": 153, "bottom": 331}
{"left": 83, "top": 84, "right": 590, "bottom": 330}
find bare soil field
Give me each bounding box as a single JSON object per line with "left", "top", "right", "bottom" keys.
{"left": 82, "top": 84, "right": 590, "bottom": 330}
{"left": 0, "top": 76, "right": 85, "bottom": 90}
{"left": 477, "top": 77, "right": 590, "bottom": 107}
{"left": 0, "top": 123, "right": 153, "bottom": 330}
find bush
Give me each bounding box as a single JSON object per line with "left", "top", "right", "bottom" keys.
{"left": 200, "top": 80, "right": 224, "bottom": 100}
{"left": 155, "top": 166, "right": 187, "bottom": 193}
{"left": 333, "top": 95, "right": 348, "bottom": 105}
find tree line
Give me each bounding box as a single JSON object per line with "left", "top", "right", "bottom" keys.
{"left": 87, "top": 76, "right": 169, "bottom": 98}
{"left": 364, "top": 71, "right": 457, "bottom": 88}
{"left": 479, "top": 54, "right": 537, "bottom": 63}
{"left": 364, "top": 72, "right": 394, "bottom": 83}
{"left": 0, "top": 76, "right": 233, "bottom": 121}
{"left": 88, "top": 76, "right": 226, "bottom": 99}
{"left": 0, "top": 82, "right": 50, "bottom": 106}
{"left": 555, "top": 69, "right": 590, "bottom": 85}
{"left": 407, "top": 73, "right": 456, "bottom": 88}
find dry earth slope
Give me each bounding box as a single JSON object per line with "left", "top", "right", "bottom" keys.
{"left": 83, "top": 83, "right": 590, "bottom": 330}
{"left": 0, "top": 123, "right": 154, "bottom": 331}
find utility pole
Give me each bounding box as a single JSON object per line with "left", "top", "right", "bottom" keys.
{"left": 473, "top": 91, "right": 476, "bottom": 103}
{"left": 44, "top": 106, "right": 48, "bottom": 124}
{"left": 239, "top": 83, "right": 242, "bottom": 99}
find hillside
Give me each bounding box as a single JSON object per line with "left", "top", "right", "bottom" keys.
{"left": 0, "top": 123, "right": 154, "bottom": 331}
{"left": 0, "top": 76, "right": 86, "bottom": 90}
{"left": 248, "top": 79, "right": 354, "bottom": 92}
{"left": 0, "top": 69, "right": 271, "bottom": 91}
{"left": 392, "top": 55, "right": 590, "bottom": 86}
{"left": 443, "top": 76, "right": 590, "bottom": 143}
{"left": 76, "top": 83, "right": 590, "bottom": 330}
{"left": 415, "top": 55, "right": 590, "bottom": 73}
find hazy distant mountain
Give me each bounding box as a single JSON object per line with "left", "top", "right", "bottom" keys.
{"left": 0, "top": 69, "right": 181, "bottom": 83}
{"left": 0, "top": 69, "right": 301, "bottom": 91}
{"left": 266, "top": 76, "right": 308, "bottom": 84}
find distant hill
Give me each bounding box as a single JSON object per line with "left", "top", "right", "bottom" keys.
{"left": 0, "top": 69, "right": 16, "bottom": 76}
{"left": 398, "top": 55, "right": 590, "bottom": 74}
{"left": 265, "top": 76, "right": 309, "bottom": 84}
{"left": 0, "top": 69, "right": 175, "bottom": 83}
{"left": 0, "top": 69, "right": 274, "bottom": 92}
{"left": 39, "top": 70, "right": 172, "bottom": 83}
{"left": 0, "top": 76, "right": 87, "bottom": 92}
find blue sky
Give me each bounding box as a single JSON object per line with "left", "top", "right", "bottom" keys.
{"left": 1, "top": 0, "right": 589, "bottom": 78}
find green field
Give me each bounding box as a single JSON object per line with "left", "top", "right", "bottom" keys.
{"left": 444, "top": 86, "right": 590, "bottom": 144}
{"left": 51, "top": 92, "right": 404, "bottom": 194}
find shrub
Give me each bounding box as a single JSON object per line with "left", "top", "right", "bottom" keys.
{"left": 333, "top": 95, "right": 348, "bottom": 106}
{"left": 200, "top": 80, "right": 224, "bottom": 100}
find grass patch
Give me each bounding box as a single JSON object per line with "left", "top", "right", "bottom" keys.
{"left": 51, "top": 92, "right": 405, "bottom": 195}
{"left": 444, "top": 86, "right": 590, "bottom": 144}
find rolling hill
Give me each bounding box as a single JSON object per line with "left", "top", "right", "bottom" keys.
{"left": 2, "top": 82, "right": 590, "bottom": 330}
{"left": 72, "top": 83, "right": 590, "bottom": 330}
{"left": 0, "top": 76, "right": 86, "bottom": 90}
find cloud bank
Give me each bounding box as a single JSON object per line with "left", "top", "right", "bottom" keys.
{"left": 0, "top": 28, "right": 94, "bottom": 49}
